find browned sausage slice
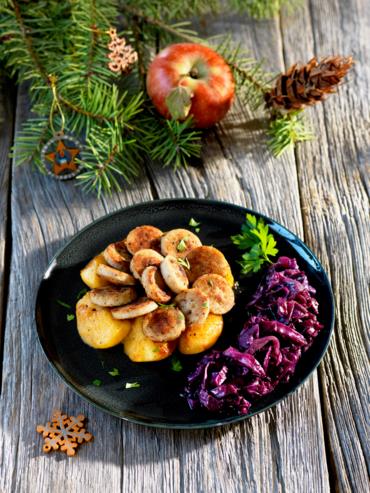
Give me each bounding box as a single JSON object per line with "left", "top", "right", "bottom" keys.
{"left": 142, "top": 307, "right": 186, "bottom": 342}
{"left": 90, "top": 286, "right": 137, "bottom": 307}
{"left": 193, "top": 274, "right": 235, "bottom": 314}
{"left": 175, "top": 288, "right": 210, "bottom": 325}
{"left": 126, "top": 225, "right": 163, "bottom": 254}
{"left": 96, "top": 264, "right": 136, "bottom": 286}
{"left": 141, "top": 266, "right": 171, "bottom": 304}
{"left": 111, "top": 298, "right": 158, "bottom": 319}
{"left": 130, "top": 249, "right": 164, "bottom": 279}
{"left": 160, "top": 229, "right": 202, "bottom": 258}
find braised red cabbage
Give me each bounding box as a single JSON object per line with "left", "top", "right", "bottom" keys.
{"left": 184, "top": 257, "right": 324, "bottom": 415}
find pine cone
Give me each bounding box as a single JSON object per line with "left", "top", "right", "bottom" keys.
{"left": 264, "top": 56, "right": 354, "bottom": 111}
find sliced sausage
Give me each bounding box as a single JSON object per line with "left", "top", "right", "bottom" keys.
{"left": 96, "top": 264, "right": 136, "bottom": 286}
{"left": 103, "top": 240, "right": 131, "bottom": 271}
{"left": 186, "top": 246, "right": 232, "bottom": 284}
{"left": 142, "top": 307, "right": 186, "bottom": 342}
{"left": 160, "top": 228, "right": 202, "bottom": 258}
{"left": 130, "top": 249, "right": 164, "bottom": 279}
{"left": 111, "top": 298, "right": 158, "bottom": 319}
{"left": 90, "top": 286, "right": 137, "bottom": 307}
{"left": 160, "top": 255, "right": 189, "bottom": 294}
{"left": 126, "top": 225, "right": 163, "bottom": 254}
{"left": 175, "top": 288, "right": 210, "bottom": 326}
{"left": 141, "top": 266, "right": 171, "bottom": 304}
{"left": 193, "top": 274, "right": 235, "bottom": 314}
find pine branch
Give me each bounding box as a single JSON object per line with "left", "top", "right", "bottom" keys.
{"left": 267, "top": 111, "right": 313, "bottom": 157}
{"left": 141, "top": 115, "right": 202, "bottom": 169}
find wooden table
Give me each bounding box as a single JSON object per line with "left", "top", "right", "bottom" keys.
{"left": 0, "top": 1, "right": 369, "bottom": 491}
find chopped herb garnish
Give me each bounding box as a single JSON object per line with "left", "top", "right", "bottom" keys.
{"left": 153, "top": 346, "right": 161, "bottom": 353}
{"left": 178, "top": 312, "right": 185, "bottom": 321}
{"left": 108, "top": 368, "right": 120, "bottom": 377}
{"left": 207, "top": 279, "right": 214, "bottom": 287}
{"left": 202, "top": 302, "right": 209, "bottom": 308}
{"left": 76, "top": 288, "right": 88, "bottom": 300}
{"left": 177, "top": 257, "right": 190, "bottom": 270}
{"left": 195, "top": 228, "right": 200, "bottom": 233}
{"left": 158, "top": 303, "right": 176, "bottom": 309}
{"left": 231, "top": 214, "right": 278, "bottom": 274}
{"left": 170, "top": 356, "right": 183, "bottom": 372}
{"left": 92, "top": 379, "right": 102, "bottom": 386}
{"left": 176, "top": 238, "right": 188, "bottom": 252}
{"left": 189, "top": 218, "right": 201, "bottom": 228}
{"left": 125, "top": 382, "right": 140, "bottom": 389}
{"left": 67, "top": 314, "right": 75, "bottom": 321}
{"left": 56, "top": 299, "right": 71, "bottom": 309}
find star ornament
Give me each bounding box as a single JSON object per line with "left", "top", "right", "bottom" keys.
{"left": 45, "top": 138, "right": 80, "bottom": 177}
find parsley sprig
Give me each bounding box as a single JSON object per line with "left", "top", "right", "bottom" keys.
{"left": 231, "top": 214, "right": 278, "bottom": 274}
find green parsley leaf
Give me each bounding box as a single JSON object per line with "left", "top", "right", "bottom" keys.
{"left": 177, "top": 237, "right": 188, "bottom": 252}
{"left": 202, "top": 302, "right": 209, "bottom": 308}
{"left": 56, "top": 299, "right": 72, "bottom": 309}
{"left": 108, "top": 368, "right": 120, "bottom": 377}
{"left": 92, "top": 379, "right": 102, "bottom": 386}
{"left": 195, "top": 228, "right": 200, "bottom": 233}
{"left": 231, "top": 214, "right": 278, "bottom": 274}
{"left": 67, "top": 314, "right": 75, "bottom": 321}
{"left": 177, "top": 257, "right": 190, "bottom": 270}
{"left": 189, "top": 218, "right": 201, "bottom": 228}
{"left": 76, "top": 288, "right": 88, "bottom": 300}
{"left": 170, "top": 356, "right": 183, "bottom": 372}
{"left": 125, "top": 382, "right": 140, "bottom": 389}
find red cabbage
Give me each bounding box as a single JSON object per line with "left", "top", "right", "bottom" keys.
{"left": 184, "top": 256, "right": 324, "bottom": 416}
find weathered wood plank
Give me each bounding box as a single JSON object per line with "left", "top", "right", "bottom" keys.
{"left": 280, "top": 0, "right": 370, "bottom": 491}
{"left": 0, "top": 77, "right": 15, "bottom": 387}
{"left": 146, "top": 11, "right": 330, "bottom": 493}
{"left": 0, "top": 85, "right": 156, "bottom": 493}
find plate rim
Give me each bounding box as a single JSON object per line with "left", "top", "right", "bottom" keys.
{"left": 35, "top": 198, "right": 335, "bottom": 429}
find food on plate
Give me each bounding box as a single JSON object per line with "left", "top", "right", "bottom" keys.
{"left": 126, "top": 225, "right": 163, "bottom": 254}
{"left": 160, "top": 228, "right": 202, "bottom": 258}
{"left": 186, "top": 246, "right": 234, "bottom": 285}
{"left": 123, "top": 316, "right": 177, "bottom": 362}
{"left": 111, "top": 298, "right": 158, "bottom": 320}
{"left": 96, "top": 264, "right": 136, "bottom": 286}
{"left": 103, "top": 240, "right": 131, "bottom": 271}
{"left": 130, "top": 249, "right": 164, "bottom": 279}
{"left": 90, "top": 286, "right": 137, "bottom": 307}
{"left": 80, "top": 253, "right": 111, "bottom": 289}
{"left": 141, "top": 266, "right": 171, "bottom": 303}
{"left": 146, "top": 43, "right": 235, "bottom": 128}
{"left": 160, "top": 255, "right": 189, "bottom": 293}
{"left": 76, "top": 292, "right": 131, "bottom": 348}
{"left": 178, "top": 314, "right": 224, "bottom": 355}
{"left": 142, "top": 306, "right": 186, "bottom": 342}
{"left": 193, "top": 274, "right": 235, "bottom": 315}
{"left": 175, "top": 288, "right": 209, "bottom": 326}
{"left": 77, "top": 222, "right": 235, "bottom": 363}
{"left": 184, "top": 257, "right": 324, "bottom": 415}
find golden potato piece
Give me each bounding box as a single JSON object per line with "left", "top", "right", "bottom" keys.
{"left": 96, "top": 264, "right": 136, "bottom": 286}
{"left": 193, "top": 274, "right": 235, "bottom": 315}
{"left": 103, "top": 240, "right": 131, "bottom": 271}
{"left": 90, "top": 286, "right": 137, "bottom": 307}
{"left": 175, "top": 288, "right": 209, "bottom": 326}
{"left": 130, "top": 248, "right": 164, "bottom": 279}
{"left": 160, "top": 228, "right": 202, "bottom": 258}
{"left": 186, "top": 246, "right": 233, "bottom": 285}
{"left": 76, "top": 292, "right": 131, "bottom": 349}
{"left": 141, "top": 266, "right": 171, "bottom": 304}
{"left": 80, "top": 253, "right": 110, "bottom": 289}
{"left": 142, "top": 306, "right": 186, "bottom": 342}
{"left": 123, "top": 316, "right": 176, "bottom": 362}
{"left": 178, "top": 314, "right": 224, "bottom": 355}
{"left": 111, "top": 298, "right": 158, "bottom": 319}
{"left": 126, "top": 225, "right": 163, "bottom": 254}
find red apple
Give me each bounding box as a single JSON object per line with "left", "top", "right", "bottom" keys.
{"left": 146, "top": 43, "right": 235, "bottom": 128}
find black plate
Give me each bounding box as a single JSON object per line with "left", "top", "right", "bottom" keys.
{"left": 35, "top": 199, "right": 334, "bottom": 429}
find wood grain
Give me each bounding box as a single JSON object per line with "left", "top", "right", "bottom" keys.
{"left": 0, "top": 77, "right": 15, "bottom": 387}
{"left": 280, "top": 0, "right": 370, "bottom": 491}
